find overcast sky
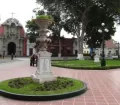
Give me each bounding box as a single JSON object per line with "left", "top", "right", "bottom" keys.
{"left": 0, "top": 0, "right": 36, "bottom": 29}
{"left": 0, "top": 0, "right": 119, "bottom": 42}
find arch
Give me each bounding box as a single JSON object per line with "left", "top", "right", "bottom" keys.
{"left": 11, "top": 23, "right": 16, "bottom": 27}
{"left": 7, "top": 42, "right": 16, "bottom": 55}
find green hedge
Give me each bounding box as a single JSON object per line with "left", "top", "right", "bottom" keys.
{"left": 52, "top": 64, "right": 120, "bottom": 70}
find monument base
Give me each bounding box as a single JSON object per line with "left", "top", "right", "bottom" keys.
{"left": 58, "top": 53, "right": 61, "bottom": 58}
{"left": 77, "top": 54, "right": 84, "bottom": 60}
{"left": 94, "top": 55, "right": 100, "bottom": 63}
{"left": 31, "top": 51, "right": 57, "bottom": 83}
{"left": 31, "top": 73, "right": 57, "bottom": 83}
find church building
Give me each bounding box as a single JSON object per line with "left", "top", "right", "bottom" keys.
{"left": 0, "top": 18, "right": 27, "bottom": 56}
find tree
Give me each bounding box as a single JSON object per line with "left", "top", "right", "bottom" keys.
{"left": 84, "top": 5, "right": 116, "bottom": 51}
{"left": 26, "top": 19, "right": 39, "bottom": 43}
{"left": 47, "top": 8, "right": 65, "bottom": 57}
{"left": 26, "top": 10, "right": 46, "bottom": 43}
{"left": 26, "top": 9, "right": 65, "bottom": 57}
{"left": 36, "top": 0, "right": 120, "bottom": 60}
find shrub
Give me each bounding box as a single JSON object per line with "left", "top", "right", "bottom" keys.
{"left": 8, "top": 78, "right": 32, "bottom": 88}
{"left": 34, "top": 77, "right": 74, "bottom": 91}
{"left": 8, "top": 77, "right": 74, "bottom": 91}
{"left": 36, "top": 15, "right": 53, "bottom": 20}
{"left": 52, "top": 64, "right": 120, "bottom": 70}
{"left": 83, "top": 53, "right": 90, "bottom": 56}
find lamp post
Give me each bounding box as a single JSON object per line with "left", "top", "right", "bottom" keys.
{"left": 96, "top": 40, "right": 100, "bottom": 46}
{"left": 98, "top": 23, "right": 109, "bottom": 67}
{"left": 95, "top": 40, "right": 100, "bottom": 53}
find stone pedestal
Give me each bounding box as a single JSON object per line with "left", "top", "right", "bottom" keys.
{"left": 107, "top": 53, "right": 113, "bottom": 59}
{"left": 58, "top": 53, "right": 61, "bottom": 58}
{"left": 77, "top": 54, "right": 84, "bottom": 60}
{"left": 32, "top": 51, "right": 56, "bottom": 83}
{"left": 94, "top": 55, "right": 100, "bottom": 63}
{"left": 94, "top": 49, "right": 100, "bottom": 62}
{"left": 31, "top": 18, "right": 57, "bottom": 83}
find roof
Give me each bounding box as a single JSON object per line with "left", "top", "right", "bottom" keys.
{"left": 2, "top": 18, "right": 22, "bottom": 27}
{"left": 0, "top": 18, "right": 25, "bottom": 37}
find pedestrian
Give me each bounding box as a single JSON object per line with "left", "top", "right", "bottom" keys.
{"left": 0, "top": 54, "right": 2, "bottom": 58}
{"left": 30, "top": 55, "right": 32, "bottom": 66}
{"left": 14, "top": 53, "right": 16, "bottom": 58}
{"left": 36, "top": 55, "right": 38, "bottom": 67}
{"left": 11, "top": 53, "right": 14, "bottom": 60}
{"left": 30, "top": 54, "right": 35, "bottom": 66}
{"left": 32, "top": 54, "right": 36, "bottom": 66}
{"left": 91, "top": 52, "right": 95, "bottom": 60}
{"left": 2, "top": 52, "right": 5, "bottom": 59}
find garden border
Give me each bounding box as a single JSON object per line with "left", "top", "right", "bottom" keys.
{"left": 52, "top": 64, "right": 120, "bottom": 70}
{"left": 0, "top": 81, "right": 87, "bottom": 101}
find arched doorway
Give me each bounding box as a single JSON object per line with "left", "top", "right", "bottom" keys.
{"left": 8, "top": 42, "right": 16, "bottom": 55}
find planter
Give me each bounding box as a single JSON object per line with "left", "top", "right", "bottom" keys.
{"left": 35, "top": 19, "right": 52, "bottom": 29}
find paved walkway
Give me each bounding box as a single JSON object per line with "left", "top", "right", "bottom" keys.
{"left": 0, "top": 58, "right": 120, "bottom": 105}
{"left": 0, "top": 57, "right": 21, "bottom": 64}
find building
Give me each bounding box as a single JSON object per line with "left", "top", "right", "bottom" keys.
{"left": 26, "top": 40, "right": 36, "bottom": 56}
{"left": 26, "top": 36, "right": 75, "bottom": 56}
{"left": 27, "top": 36, "right": 120, "bottom": 57}
{"left": 48, "top": 36, "right": 74, "bottom": 56}
{"left": 96, "top": 39, "right": 120, "bottom": 57}
{"left": 0, "top": 17, "right": 118, "bottom": 57}
{"left": 72, "top": 38, "right": 120, "bottom": 57}
{"left": 0, "top": 18, "right": 27, "bottom": 56}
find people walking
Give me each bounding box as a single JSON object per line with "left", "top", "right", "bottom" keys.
{"left": 2, "top": 52, "right": 5, "bottom": 59}
{"left": 30, "top": 54, "right": 35, "bottom": 66}
{"left": 36, "top": 55, "right": 38, "bottom": 67}
{"left": 11, "top": 53, "right": 14, "bottom": 60}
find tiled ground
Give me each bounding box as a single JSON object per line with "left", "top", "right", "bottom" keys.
{"left": 0, "top": 58, "right": 120, "bottom": 105}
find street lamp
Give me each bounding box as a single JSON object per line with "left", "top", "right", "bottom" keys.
{"left": 98, "top": 23, "right": 109, "bottom": 67}
{"left": 116, "top": 42, "right": 120, "bottom": 59}
{"left": 118, "top": 42, "right": 120, "bottom": 59}
{"left": 96, "top": 40, "right": 100, "bottom": 44}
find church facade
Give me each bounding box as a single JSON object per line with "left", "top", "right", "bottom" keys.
{"left": 0, "top": 18, "right": 27, "bottom": 56}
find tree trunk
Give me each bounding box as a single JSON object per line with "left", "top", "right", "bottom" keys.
{"left": 77, "top": 24, "right": 84, "bottom": 60}
{"left": 76, "top": 4, "right": 94, "bottom": 60}
{"left": 58, "top": 35, "right": 61, "bottom": 58}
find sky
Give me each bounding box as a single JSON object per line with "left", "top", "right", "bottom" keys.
{"left": 0, "top": 0, "right": 120, "bottom": 42}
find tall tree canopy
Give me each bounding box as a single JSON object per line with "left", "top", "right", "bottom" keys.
{"left": 36, "top": 0, "right": 120, "bottom": 59}
{"left": 84, "top": 5, "right": 116, "bottom": 48}
{"left": 26, "top": 19, "right": 39, "bottom": 42}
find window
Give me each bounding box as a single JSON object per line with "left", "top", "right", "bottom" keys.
{"left": 11, "top": 23, "right": 15, "bottom": 28}
{"left": 10, "top": 23, "right": 16, "bottom": 33}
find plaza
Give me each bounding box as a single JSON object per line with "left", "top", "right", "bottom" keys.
{"left": 0, "top": 58, "right": 120, "bottom": 105}
{"left": 0, "top": 0, "right": 120, "bottom": 104}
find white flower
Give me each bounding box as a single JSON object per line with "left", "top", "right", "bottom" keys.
{"left": 101, "top": 23, "right": 105, "bottom": 26}
{"left": 98, "top": 29, "right": 102, "bottom": 33}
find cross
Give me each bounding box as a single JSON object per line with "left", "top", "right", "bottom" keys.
{"left": 10, "top": 12, "right": 15, "bottom": 18}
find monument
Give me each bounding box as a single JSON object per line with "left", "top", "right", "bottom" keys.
{"left": 31, "top": 16, "right": 56, "bottom": 83}
{"left": 107, "top": 51, "right": 113, "bottom": 59}
{"left": 94, "top": 49, "right": 100, "bottom": 63}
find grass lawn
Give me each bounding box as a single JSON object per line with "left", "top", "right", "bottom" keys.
{"left": 0, "top": 77, "right": 84, "bottom": 95}
{"left": 52, "top": 59, "right": 120, "bottom": 69}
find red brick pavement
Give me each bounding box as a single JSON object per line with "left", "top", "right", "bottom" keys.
{"left": 0, "top": 58, "right": 120, "bottom": 105}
